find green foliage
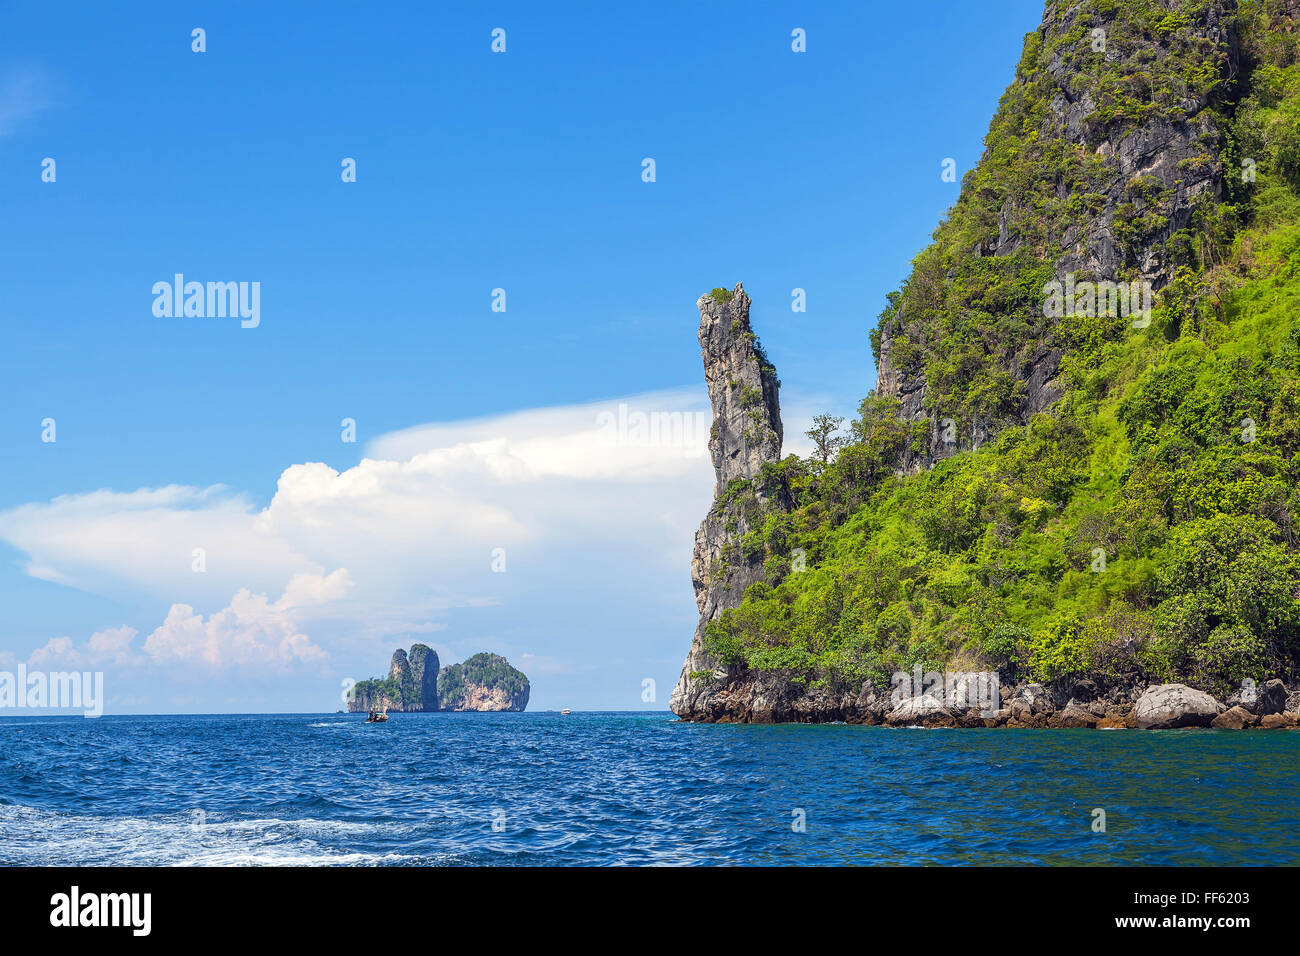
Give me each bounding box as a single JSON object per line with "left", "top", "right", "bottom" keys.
{"left": 871, "top": 0, "right": 1241, "bottom": 427}
{"left": 352, "top": 677, "right": 402, "bottom": 708}
{"left": 437, "top": 653, "right": 530, "bottom": 709}
{"left": 983, "top": 622, "right": 1030, "bottom": 675}
{"left": 1027, "top": 613, "right": 1102, "bottom": 683}
{"left": 705, "top": 3, "right": 1300, "bottom": 694}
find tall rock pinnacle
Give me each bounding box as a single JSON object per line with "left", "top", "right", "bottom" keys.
{"left": 408, "top": 643, "right": 440, "bottom": 712}
{"left": 697, "top": 283, "right": 782, "bottom": 494}
{"left": 670, "top": 283, "right": 784, "bottom": 718}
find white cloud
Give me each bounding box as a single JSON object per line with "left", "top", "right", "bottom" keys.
{"left": 0, "top": 389, "right": 716, "bottom": 633}
{"left": 142, "top": 573, "right": 344, "bottom": 671}
{"left": 7, "top": 578, "right": 343, "bottom": 676}
{"left": 0, "top": 387, "right": 821, "bottom": 677}
{"left": 26, "top": 626, "right": 139, "bottom": 669}
{"left": 367, "top": 387, "right": 712, "bottom": 480}
{"left": 86, "top": 626, "right": 138, "bottom": 666}
{"left": 0, "top": 484, "right": 310, "bottom": 606}
{"left": 28, "top": 636, "right": 79, "bottom": 669}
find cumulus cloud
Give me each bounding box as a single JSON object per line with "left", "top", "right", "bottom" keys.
{"left": 0, "top": 386, "right": 820, "bottom": 676}
{"left": 367, "top": 387, "right": 712, "bottom": 480}
{"left": 0, "top": 388, "right": 716, "bottom": 635}
{"left": 27, "top": 636, "right": 80, "bottom": 669}
{"left": 26, "top": 626, "right": 140, "bottom": 669}
{"left": 9, "top": 576, "right": 345, "bottom": 675}
{"left": 0, "top": 484, "right": 310, "bottom": 606}
{"left": 142, "top": 570, "right": 347, "bottom": 670}
{"left": 86, "top": 626, "right": 139, "bottom": 666}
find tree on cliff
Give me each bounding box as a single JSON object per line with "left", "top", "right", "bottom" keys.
{"left": 806, "top": 414, "right": 848, "bottom": 466}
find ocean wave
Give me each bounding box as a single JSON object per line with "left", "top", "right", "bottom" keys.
{"left": 1, "top": 714, "right": 1296, "bottom": 864}
{"left": 0, "top": 804, "right": 412, "bottom": 867}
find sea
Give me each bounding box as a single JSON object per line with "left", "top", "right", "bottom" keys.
{"left": 1, "top": 711, "right": 1296, "bottom": 865}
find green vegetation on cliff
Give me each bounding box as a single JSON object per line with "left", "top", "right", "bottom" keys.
{"left": 437, "top": 653, "right": 530, "bottom": 710}
{"left": 352, "top": 676, "right": 405, "bottom": 707}
{"left": 870, "top": 0, "right": 1241, "bottom": 427}
{"left": 705, "top": 0, "right": 1300, "bottom": 696}
{"left": 352, "top": 643, "right": 438, "bottom": 710}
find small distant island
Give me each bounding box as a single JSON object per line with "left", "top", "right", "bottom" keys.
{"left": 349, "top": 645, "right": 530, "bottom": 713}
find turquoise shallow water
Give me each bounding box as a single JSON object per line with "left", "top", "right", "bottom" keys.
{"left": 0, "top": 711, "right": 1296, "bottom": 865}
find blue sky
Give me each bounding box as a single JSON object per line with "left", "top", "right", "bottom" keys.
{"left": 0, "top": 0, "right": 1045, "bottom": 712}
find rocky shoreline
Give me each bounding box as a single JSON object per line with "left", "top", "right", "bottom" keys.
{"left": 677, "top": 676, "right": 1300, "bottom": 730}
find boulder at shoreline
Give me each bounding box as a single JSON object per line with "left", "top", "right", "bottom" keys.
{"left": 1134, "top": 684, "right": 1224, "bottom": 730}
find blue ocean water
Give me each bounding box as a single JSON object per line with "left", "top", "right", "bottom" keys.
{"left": 0, "top": 712, "right": 1296, "bottom": 866}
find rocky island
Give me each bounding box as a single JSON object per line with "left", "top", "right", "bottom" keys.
{"left": 350, "top": 646, "right": 529, "bottom": 713}
{"left": 670, "top": 0, "right": 1300, "bottom": 730}
{"left": 436, "top": 653, "right": 531, "bottom": 712}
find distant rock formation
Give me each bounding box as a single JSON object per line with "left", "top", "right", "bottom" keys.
{"left": 348, "top": 643, "right": 440, "bottom": 712}
{"left": 409, "top": 644, "right": 439, "bottom": 711}
{"left": 348, "top": 647, "right": 530, "bottom": 713}
{"left": 437, "top": 653, "right": 530, "bottom": 712}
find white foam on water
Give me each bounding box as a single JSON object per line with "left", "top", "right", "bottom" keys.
{"left": 0, "top": 804, "right": 413, "bottom": 866}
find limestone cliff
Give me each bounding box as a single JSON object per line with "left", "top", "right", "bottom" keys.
{"left": 876, "top": 0, "right": 1237, "bottom": 472}
{"left": 668, "top": 286, "right": 882, "bottom": 721}
{"left": 348, "top": 643, "right": 440, "bottom": 712}
{"left": 437, "top": 653, "right": 530, "bottom": 712}
{"left": 350, "top": 647, "right": 530, "bottom": 713}
{"left": 409, "top": 643, "right": 439, "bottom": 711}
{"left": 668, "top": 1, "right": 1300, "bottom": 724}
{"left": 669, "top": 285, "right": 790, "bottom": 718}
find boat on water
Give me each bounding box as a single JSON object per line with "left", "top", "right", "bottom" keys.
{"left": 365, "top": 707, "right": 389, "bottom": 723}
{"left": 560, "top": 708, "right": 572, "bottom": 715}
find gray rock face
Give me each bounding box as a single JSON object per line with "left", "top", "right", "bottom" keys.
{"left": 408, "top": 643, "right": 440, "bottom": 712}
{"left": 1043, "top": 1, "right": 1230, "bottom": 280}
{"left": 1134, "top": 683, "right": 1225, "bottom": 730}
{"left": 348, "top": 643, "right": 443, "bottom": 712}
{"left": 698, "top": 284, "right": 783, "bottom": 493}
{"left": 875, "top": 0, "right": 1235, "bottom": 473}
{"left": 886, "top": 695, "right": 950, "bottom": 726}
{"left": 1254, "top": 679, "right": 1288, "bottom": 716}
{"left": 669, "top": 285, "right": 787, "bottom": 720}
{"left": 1014, "top": 683, "right": 1054, "bottom": 715}
{"left": 389, "top": 648, "right": 411, "bottom": 687}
